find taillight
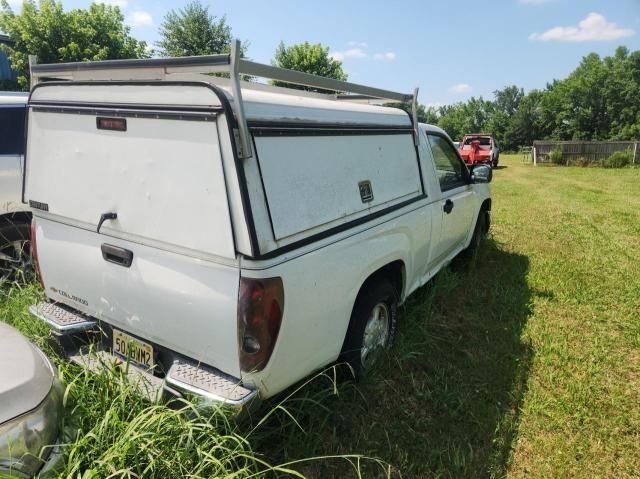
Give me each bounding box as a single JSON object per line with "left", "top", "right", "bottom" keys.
{"left": 30, "top": 218, "right": 45, "bottom": 288}
{"left": 237, "top": 277, "right": 284, "bottom": 372}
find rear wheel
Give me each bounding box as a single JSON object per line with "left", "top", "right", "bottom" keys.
{"left": 0, "top": 222, "right": 32, "bottom": 284}
{"left": 340, "top": 280, "right": 398, "bottom": 378}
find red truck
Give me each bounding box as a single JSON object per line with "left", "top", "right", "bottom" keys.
{"left": 458, "top": 133, "right": 500, "bottom": 167}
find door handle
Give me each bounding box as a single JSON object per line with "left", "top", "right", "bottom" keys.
{"left": 101, "top": 244, "right": 134, "bottom": 268}
{"left": 443, "top": 199, "right": 454, "bottom": 214}
{"left": 97, "top": 212, "right": 117, "bottom": 233}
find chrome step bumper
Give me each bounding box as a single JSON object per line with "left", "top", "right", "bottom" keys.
{"left": 66, "top": 350, "right": 256, "bottom": 407}
{"left": 69, "top": 349, "right": 166, "bottom": 402}
{"left": 29, "top": 301, "right": 257, "bottom": 408}
{"left": 166, "top": 361, "right": 256, "bottom": 406}
{"left": 29, "top": 302, "right": 97, "bottom": 335}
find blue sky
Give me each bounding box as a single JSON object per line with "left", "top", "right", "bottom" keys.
{"left": 7, "top": 0, "right": 640, "bottom": 106}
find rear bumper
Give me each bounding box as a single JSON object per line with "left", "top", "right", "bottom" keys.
{"left": 463, "top": 158, "right": 492, "bottom": 166}
{"left": 29, "top": 301, "right": 258, "bottom": 410}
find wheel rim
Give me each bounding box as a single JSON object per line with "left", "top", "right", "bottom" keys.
{"left": 0, "top": 239, "right": 32, "bottom": 283}
{"left": 361, "top": 302, "right": 390, "bottom": 367}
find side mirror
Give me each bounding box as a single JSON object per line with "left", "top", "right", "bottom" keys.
{"left": 471, "top": 164, "right": 492, "bottom": 183}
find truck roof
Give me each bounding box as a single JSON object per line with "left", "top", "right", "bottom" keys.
{"left": 219, "top": 81, "right": 412, "bottom": 127}
{"left": 29, "top": 80, "right": 412, "bottom": 128}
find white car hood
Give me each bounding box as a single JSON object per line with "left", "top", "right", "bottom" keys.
{"left": 0, "top": 323, "right": 54, "bottom": 424}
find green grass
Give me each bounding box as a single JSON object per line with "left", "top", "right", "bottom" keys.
{"left": 0, "top": 286, "right": 386, "bottom": 478}
{"left": 256, "top": 156, "right": 640, "bottom": 478}
{"left": 1, "top": 155, "right": 639, "bottom": 478}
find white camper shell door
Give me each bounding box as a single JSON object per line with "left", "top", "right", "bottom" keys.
{"left": 26, "top": 84, "right": 237, "bottom": 258}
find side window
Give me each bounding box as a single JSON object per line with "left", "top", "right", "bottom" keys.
{"left": 0, "top": 106, "right": 26, "bottom": 156}
{"left": 427, "top": 134, "right": 468, "bottom": 191}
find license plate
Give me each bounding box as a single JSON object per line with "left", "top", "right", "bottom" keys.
{"left": 112, "top": 329, "right": 154, "bottom": 370}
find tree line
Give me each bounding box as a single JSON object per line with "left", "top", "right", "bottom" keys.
{"left": 424, "top": 46, "right": 640, "bottom": 149}
{"left": 1, "top": 0, "right": 638, "bottom": 149}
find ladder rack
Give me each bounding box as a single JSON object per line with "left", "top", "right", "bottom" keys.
{"left": 29, "top": 39, "right": 419, "bottom": 158}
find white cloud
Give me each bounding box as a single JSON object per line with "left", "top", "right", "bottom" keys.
{"left": 126, "top": 10, "right": 153, "bottom": 26}
{"left": 448, "top": 83, "right": 472, "bottom": 94}
{"left": 100, "top": 0, "right": 128, "bottom": 7}
{"left": 374, "top": 52, "right": 396, "bottom": 60}
{"left": 529, "top": 12, "right": 635, "bottom": 42}
{"left": 331, "top": 44, "right": 396, "bottom": 62}
{"left": 330, "top": 48, "right": 368, "bottom": 61}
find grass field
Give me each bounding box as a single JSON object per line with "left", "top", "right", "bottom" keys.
{"left": 1, "top": 155, "right": 639, "bottom": 478}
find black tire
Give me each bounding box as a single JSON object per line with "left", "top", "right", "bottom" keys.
{"left": 0, "top": 221, "right": 32, "bottom": 284}
{"left": 492, "top": 158, "right": 499, "bottom": 168}
{"left": 340, "top": 280, "right": 398, "bottom": 379}
{"left": 466, "top": 210, "right": 488, "bottom": 254}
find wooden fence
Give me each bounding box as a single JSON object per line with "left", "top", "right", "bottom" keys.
{"left": 532, "top": 141, "right": 639, "bottom": 165}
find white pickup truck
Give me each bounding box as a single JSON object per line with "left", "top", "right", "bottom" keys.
{"left": 0, "top": 92, "right": 30, "bottom": 282}
{"left": 25, "top": 43, "right": 492, "bottom": 408}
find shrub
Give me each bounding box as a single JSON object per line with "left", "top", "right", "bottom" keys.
{"left": 549, "top": 148, "right": 564, "bottom": 165}
{"left": 603, "top": 150, "right": 633, "bottom": 168}
{"left": 567, "top": 157, "right": 591, "bottom": 167}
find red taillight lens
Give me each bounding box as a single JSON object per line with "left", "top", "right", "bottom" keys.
{"left": 30, "top": 218, "right": 45, "bottom": 288}
{"left": 237, "top": 277, "right": 284, "bottom": 372}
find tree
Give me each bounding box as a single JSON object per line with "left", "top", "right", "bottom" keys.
{"left": 509, "top": 89, "right": 545, "bottom": 148}
{"left": 437, "top": 103, "right": 467, "bottom": 141}
{"left": 271, "top": 41, "right": 347, "bottom": 92}
{"left": 0, "top": 0, "right": 147, "bottom": 90}
{"left": 436, "top": 97, "right": 492, "bottom": 141}
{"left": 534, "top": 49, "right": 638, "bottom": 141}
{"left": 486, "top": 85, "right": 524, "bottom": 149}
{"left": 493, "top": 85, "right": 524, "bottom": 118}
{"left": 156, "top": 1, "right": 239, "bottom": 57}
{"left": 603, "top": 46, "right": 640, "bottom": 140}
{"left": 387, "top": 102, "right": 439, "bottom": 124}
